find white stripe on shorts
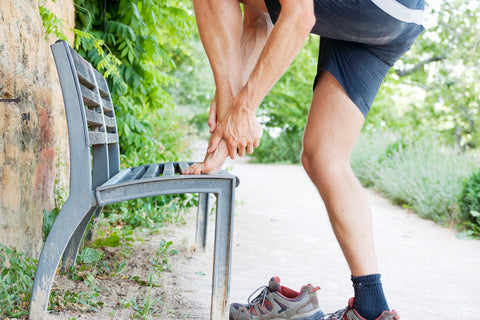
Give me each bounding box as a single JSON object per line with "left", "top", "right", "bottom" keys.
{"left": 370, "top": 0, "right": 424, "bottom": 25}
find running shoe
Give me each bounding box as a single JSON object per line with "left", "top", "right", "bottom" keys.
{"left": 229, "top": 276, "right": 324, "bottom": 320}
{"left": 322, "top": 298, "right": 400, "bottom": 320}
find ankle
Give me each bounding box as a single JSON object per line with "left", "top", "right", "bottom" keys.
{"left": 351, "top": 274, "right": 389, "bottom": 320}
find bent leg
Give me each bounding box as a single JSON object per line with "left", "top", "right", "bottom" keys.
{"left": 302, "top": 70, "right": 378, "bottom": 276}
{"left": 186, "top": 2, "right": 272, "bottom": 175}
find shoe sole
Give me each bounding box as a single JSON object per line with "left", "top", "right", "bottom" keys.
{"left": 229, "top": 310, "right": 324, "bottom": 320}
{"left": 292, "top": 310, "right": 325, "bottom": 320}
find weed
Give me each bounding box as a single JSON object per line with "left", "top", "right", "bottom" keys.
{"left": 0, "top": 244, "right": 37, "bottom": 317}
{"left": 149, "top": 239, "right": 178, "bottom": 273}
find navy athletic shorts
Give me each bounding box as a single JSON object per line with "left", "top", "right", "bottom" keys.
{"left": 264, "top": 0, "right": 425, "bottom": 117}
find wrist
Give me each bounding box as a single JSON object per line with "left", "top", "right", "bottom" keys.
{"left": 233, "top": 90, "right": 257, "bottom": 115}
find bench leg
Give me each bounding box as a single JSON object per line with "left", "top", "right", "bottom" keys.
{"left": 61, "top": 206, "right": 102, "bottom": 272}
{"left": 196, "top": 193, "right": 209, "bottom": 251}
{"left": 84, "top": 205, "right": 104, "bottom": 242}
{"left": 30, "top": 199, "right": 92, "bottom": 319}
{"left": 210, "top": 185, "right": 235, "bottom": 320}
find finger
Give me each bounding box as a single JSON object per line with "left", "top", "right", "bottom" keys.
{"left": 208, "top": 132, "right": 221, "bottom": 153}
{"left": 208, "top": 100, "right": 217, "bottom": 133}
{"left": 246, "top": 141, "right": 254, "bottom": 155}
{"left": 184, "top": 163, "right": 195, "bottom": 175}
{"left": 253, "top": 136, "right": 260, "bottom": 148}
{"left": 193, "top": 163, "right": 203, "bottom": 175}
{"left": 228, "top": 139, "right": 238, "bottom": 159}
{"left": 238, "top": 146, "right": 246, "bottom": 157}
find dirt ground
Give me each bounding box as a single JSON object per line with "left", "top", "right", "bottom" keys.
{"left": 42, "top": 159, "right": 480, "bottom": 319}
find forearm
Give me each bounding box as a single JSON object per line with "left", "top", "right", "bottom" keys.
{"left": 193, "top": 0, "right": 244, "bottom": 119}
{"left": 236, "top": 0, "right": 315, "bottom": 112}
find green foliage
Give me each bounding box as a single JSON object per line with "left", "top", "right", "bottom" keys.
{"left": 74, "top": 0, "right": 195, "bottom": 165}
{"left": 43, "top": 207, "right": 60, "bottom": 241}
{"left": 351, "top": 131, "right": 479, "bottom": 227}
{"left": 369, "top": 0, "right": 480, "bottom": 149}
{"left": 120, "top": 273, "right": 163, "bottom": 320}
{"left": 74, "top": 0, "right": 197, "bottom": 222}
{"left": 0, "top": 244, "right": 37, "bottom": 317}
{"left": 458, "top": 169, "right": 480, "bottom": 238}
{"left": 250, "top": 130, "right": 303, "bottom": 164}
{"left": 39, "top": 0, "right": 68, "bottom": 41}
{"left": 350, "top": 130, "right": 398, "bottom": 188}
{"left": 76, "top": 247, "right": 105, "bottom": 264}
{"left": 149, "top": 239, "right": 178, "bottom": 273}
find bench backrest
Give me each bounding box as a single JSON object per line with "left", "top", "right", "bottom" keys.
{"left": 51, "top": 41, "right": 120, "bottom": 194}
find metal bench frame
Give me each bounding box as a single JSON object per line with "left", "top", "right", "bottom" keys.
{"left": 29, "top": 40, "right": 238, "bottom": 319}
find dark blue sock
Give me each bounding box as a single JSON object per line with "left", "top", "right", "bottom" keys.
{"left": 351, "top": 274, "right": 389, "bottom": 320}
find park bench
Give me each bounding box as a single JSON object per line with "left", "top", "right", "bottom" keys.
{"left": 29, "top": 40, "right": 239, "bottom": 320}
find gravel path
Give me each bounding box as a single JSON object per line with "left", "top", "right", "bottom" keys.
{"left": 171, "top": 159, "right": 480, "bottom": 319}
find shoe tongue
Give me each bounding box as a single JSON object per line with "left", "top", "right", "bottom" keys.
{"left": 268, "top": 276, "right": 281, "bottom": 292}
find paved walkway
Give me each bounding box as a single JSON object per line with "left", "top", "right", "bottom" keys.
{"left": 172, "top": 160, "right": 480, "bottom": 319}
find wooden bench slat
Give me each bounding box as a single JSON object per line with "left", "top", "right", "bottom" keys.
{"left": 102, "top": 98, "right": 113, "bottom": 112}
{"left": 122, "top": 166, "right": 145, "bottom": 182}
{"left": 179, "top": 162, "right": 189, "bottom": 174}
{"left": 162, "top": 162, "right": 175, "bottom": 176}
{"left": 88, "top": 132, "right": 107, "bottom": 145}
{"left": 81, "top": 85, "right": 101, "bottom": 107}
{"left": 94, "top": 70, "right": 109, "bottom": 97}
{"left": 107, "top": 133, "right": 118, "bottom": 144}
{"left": 143, "top": 164, "right": 161, "bottom": 179}
{"left": 104, "top": 116, "right": 116, "bottom": 129}
{"left": 70, "top": 48, "right": 96, "bottom": 88}
{"left": 85, "top": 109, "right": 104, "bottom": 127}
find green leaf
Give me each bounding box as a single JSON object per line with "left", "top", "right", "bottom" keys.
{"left": 76, "top": 247, "right": 104, "bottom": 264}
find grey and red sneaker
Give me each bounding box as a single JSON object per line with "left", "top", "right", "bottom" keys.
{"left": 322, "top": 298, "right": 400, "bottom": 320}
{"left": 229, "top": 276, "right": 324, "bottom": 320}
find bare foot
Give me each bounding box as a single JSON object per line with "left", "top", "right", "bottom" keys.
{"left": 184, "top": 139, "right": 229, "bottom": 175}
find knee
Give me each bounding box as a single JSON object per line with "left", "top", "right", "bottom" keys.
{"left": 301, "top": 142, "right": 352, "bottom": 191}
{"left": 301, "top": 140, "right": 329, "bottom": 177}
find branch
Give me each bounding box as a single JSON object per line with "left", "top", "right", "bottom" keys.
{"left": 394, "top": 54, "right": 446, "bottom": 77}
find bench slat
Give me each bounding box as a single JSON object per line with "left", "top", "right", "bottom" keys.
{"left": 89, "top": 132, "right": 107, "bottom": 145}
{"left": 102, "top": 98, "right": 113, "bottom": 112}
{"left": 81, "top": 85, "right": 101, "bottom": 107}
{"left": 122, "top": 166, "right": 145, "bottom": 182}
{"left": 107, "top": 133, "right": 118, "bottom": 144}
{"left": 70, "top": 48, "right": 96, "bottom": 88}
{"left": 94, "top": 70, "right": 109, "bottom": 97}
{"left": 104, "top": 116, "right": 116, "bottom": 129}
{"left": 143, "top": 164, "right": 160, "bottom": 179}
{"left": 85, "top": 109, "right": 104, "bottom": 127}
{"left": 162, "top": 162, "right": 175, "bottom": 176}
{"left": 179, "top": 162, "right": 189, "bottom": 175}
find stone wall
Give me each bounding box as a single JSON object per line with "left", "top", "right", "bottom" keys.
{"left": 0, "top": 0, "right": 75, "bottom": 257}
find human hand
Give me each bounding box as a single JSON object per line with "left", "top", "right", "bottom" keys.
{"left": 207, "top": 105, "right": 262, "bottom": 159}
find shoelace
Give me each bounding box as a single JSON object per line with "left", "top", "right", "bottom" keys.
{"left": 247, "top": 285, "right": 269, "bottom": 308}
{"left": 322, "top": 306, "right": 348, "bottom": 320}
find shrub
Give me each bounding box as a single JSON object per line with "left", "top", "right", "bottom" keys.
{"left": 458, "top": 169, "right": 480, "bottom": 237}
{"left": 250, "top": 130, "right": 303, "bottom": 164}
{"left": 351, "top": 131, "right": 479, "bottom": 226}
{"left": 350, "top": 130, "right": 398, "bottom": 187}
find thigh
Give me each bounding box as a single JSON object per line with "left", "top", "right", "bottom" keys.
{"left": 314, "top": 38, "right": 392, "bottom": 118}
{"left": 303, "top": 70, "right": 364, "bottom": 163}
{"left": 240, "top": 0, "right": 269, "bottom": 12}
